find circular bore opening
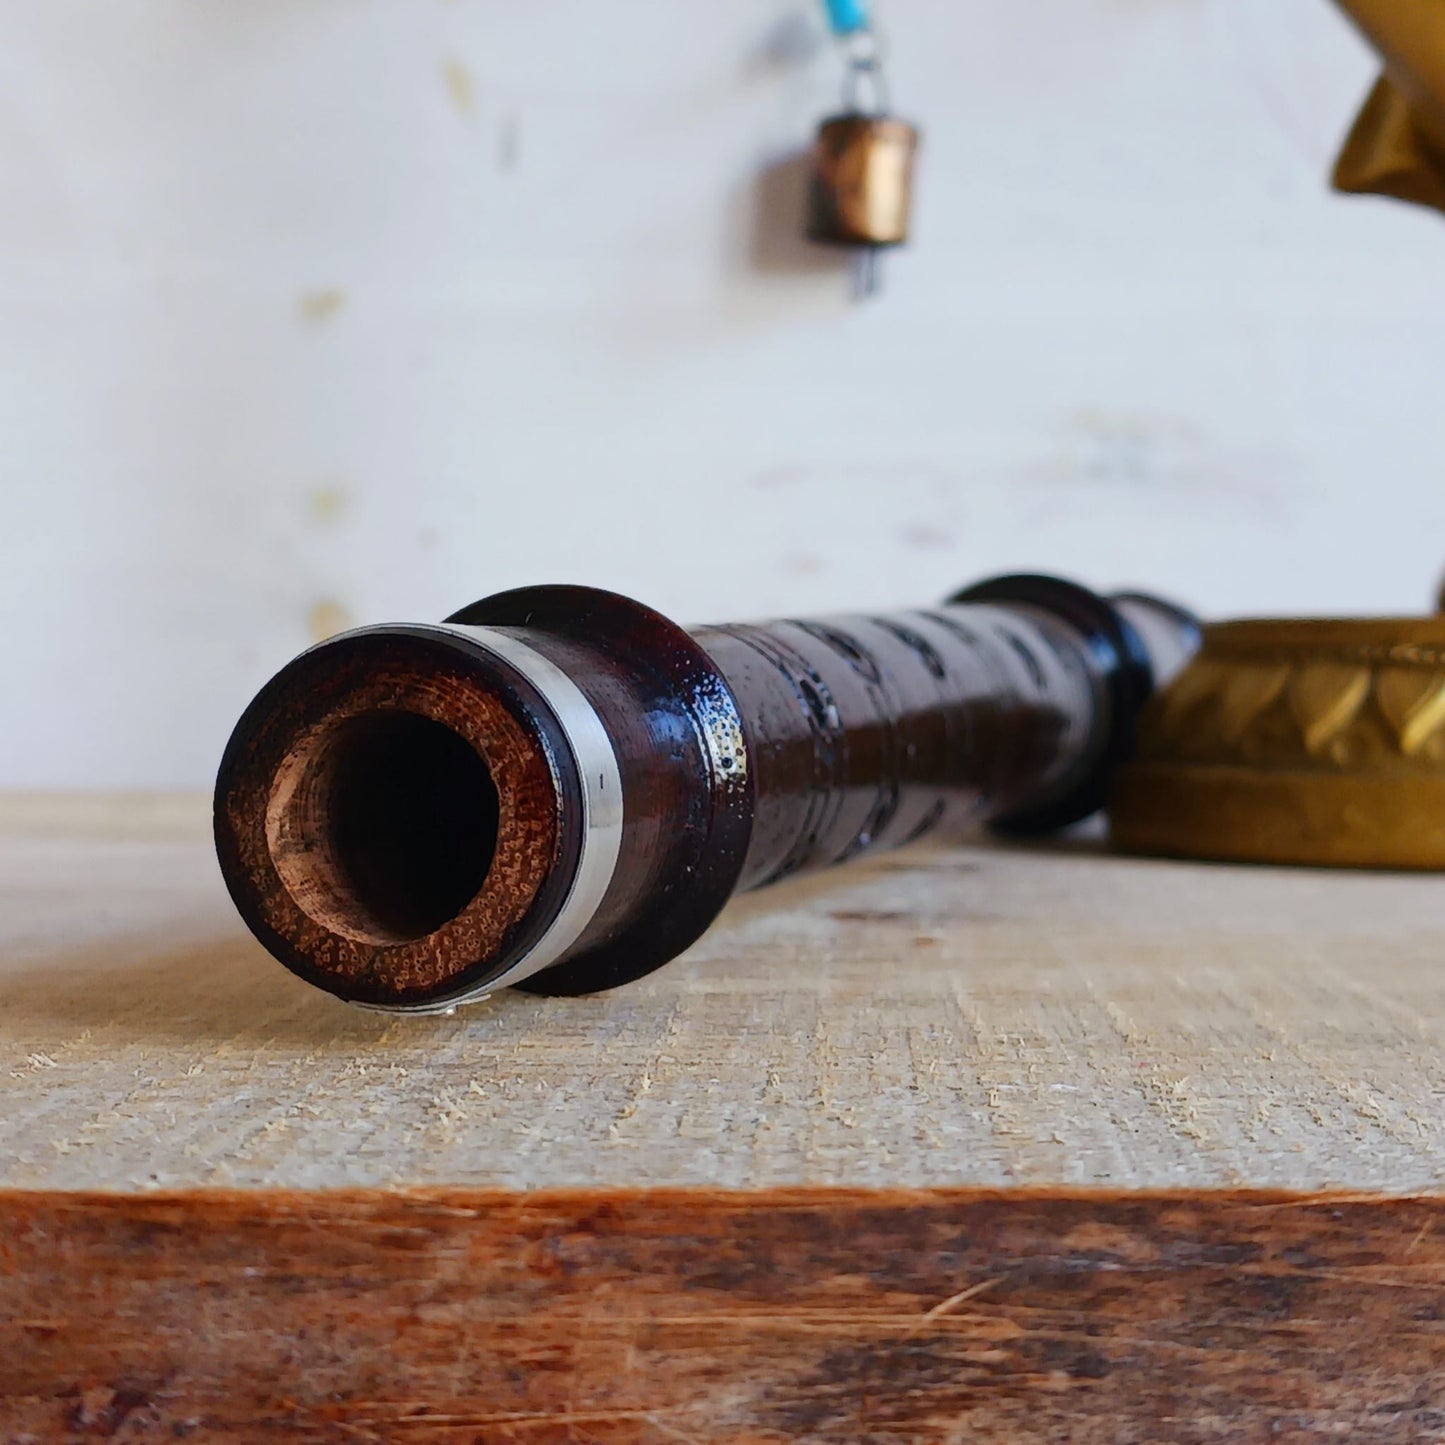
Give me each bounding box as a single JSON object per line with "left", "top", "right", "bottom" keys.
{"left": 267, "top": 711, "right": 499, "bottom": 944}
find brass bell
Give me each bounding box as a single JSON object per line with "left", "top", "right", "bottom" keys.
{"left": 805, "top": 8, "right": 919, "bottom": 296}
{"left": 807, "top": 114, "right": 918, "bottom": 252}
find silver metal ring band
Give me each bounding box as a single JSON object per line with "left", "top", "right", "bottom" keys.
{"left": 333, "top": 622, "right": 624, "bottom": 1012}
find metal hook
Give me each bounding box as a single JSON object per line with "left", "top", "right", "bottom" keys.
{"left": 840, "top": 28, "right": 891, "bottom": 115}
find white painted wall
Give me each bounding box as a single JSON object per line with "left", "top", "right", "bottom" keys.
{"left": 3, "top": 0, "right": 1443, "bottom": 786}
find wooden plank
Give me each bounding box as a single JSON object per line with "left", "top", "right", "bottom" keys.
{"left": 4, "top": 794, "right": 1445, "bottom": 1192}
{"left": 3, "top": 1187, "right": 1444, "bottom": 1442}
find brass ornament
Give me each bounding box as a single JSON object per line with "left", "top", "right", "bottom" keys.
{"left": 1110, "top": 617, "right": 1445, "bottom": 869}
{"left": 1332, "top": 0, "right": 1445, "bottom": 217}
{"left": 807, "top": 114, "right": 918, "bottom": 249}
{"left": 804, "top": 7, "right": 920, "bottom": 298}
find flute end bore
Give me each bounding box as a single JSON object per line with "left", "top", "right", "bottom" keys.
{"left": 215, "top": 627, "right": 582, "bottom": 1012}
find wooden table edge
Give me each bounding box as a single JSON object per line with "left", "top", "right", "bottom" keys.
{"left": 4, "top": 1185, "right": 1444, "bottom": 1441}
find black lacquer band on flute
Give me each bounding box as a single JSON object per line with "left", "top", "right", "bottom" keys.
{"left": 214, "top": 575, "right": 1200, "bottom": 1010}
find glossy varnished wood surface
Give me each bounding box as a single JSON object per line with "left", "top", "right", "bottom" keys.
{"left": 4, "top": 1187, "right": 1445, "bottom": 1441}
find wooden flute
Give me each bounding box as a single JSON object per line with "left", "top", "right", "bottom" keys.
{"left": 214, "top": 575, "right": 1199, "bottom": 1010}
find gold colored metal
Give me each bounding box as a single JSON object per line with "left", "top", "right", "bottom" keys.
{"left": 1332, "top": 0, "right": 1445, "bottom": 216}
{"left": 807, "top": 115, "right": 918, "bottom": 248}
{"left": 1110, "top": 616, "right": 1445, "bottom": 869}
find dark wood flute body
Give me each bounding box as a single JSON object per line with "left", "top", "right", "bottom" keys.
{"left": 215, "top": 576, "right": 1198, "bottom": 1009}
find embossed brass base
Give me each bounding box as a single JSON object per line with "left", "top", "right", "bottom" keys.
{"left": 1110, "top": 617, "right": 1445, "bottom": 869}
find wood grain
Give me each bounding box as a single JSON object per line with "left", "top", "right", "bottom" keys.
{"left": 4, "top": 794, "right": 1445, "bottom": 1192}
{"left": 3, "top": 1187, "right": 1444, "bottom": 1442}
{"left": 5, "top": 797, "right": 1445, "bottom": 1436}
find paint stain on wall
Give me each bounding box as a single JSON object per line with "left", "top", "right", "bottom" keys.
{"left": 309, "top": 486, "right": 349, "bottom": 524}
{"left": 754, "top": 463, "right": 807, "bottom": 490}
{"left": 308, "top": 599, "right": 354, "bottom": 643}
{"left": 898, "top": 522, "right": 953, "bottom": 550}
{"left": 1106, "top": 0, "right": 1202, "bottom": 11}
{"left": 442, "top": 59, "right": 477, "bottom": 117}
{"left": 297, "top": 290, "right": 346, "bottom": 325}
{"left": 498, "top": 113, "right": 520, "bottom": 171}
{"left": 1031, "top": 410, "right": 1205, "bottom": 489}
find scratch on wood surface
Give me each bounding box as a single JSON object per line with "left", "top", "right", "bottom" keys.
{"left": 1139, "top": 1074, "right": 1207, "bottom": 1142}
{"left": 1242, "top": 985, "right": 1445, "bottom": 1171}
{"left": 6, "top": 1189, "right": 1445, "bottom": 1442}
{"left": 919, "top": 1275, "right": 1005, "bottom": 1323}
{"left": 644, "top": 1410, "right": 709, "bottom": 1445}
{"left": 1105, "top": 1000, "right": 1213, "bottom": 1147}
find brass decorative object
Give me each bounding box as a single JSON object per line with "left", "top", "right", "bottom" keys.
{"left": 1332, "top": 0, "right": 1445, "bottom": 217}
{"left": 805, "top": 0, "right": 920, "bottom": 297}
{"left": 807, "top": 114, "right": 917, "bottom": 250}
{"left": 1111, "top": 616, "right": 1445, "bottom": 869}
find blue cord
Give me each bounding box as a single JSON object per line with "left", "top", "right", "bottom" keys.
{"left": 822, "top": 0, "right": 869, "bottom": 37}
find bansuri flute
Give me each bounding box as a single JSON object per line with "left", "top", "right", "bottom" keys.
{"left": 215, "top": 575, "right": 1199, "bottom": 1012}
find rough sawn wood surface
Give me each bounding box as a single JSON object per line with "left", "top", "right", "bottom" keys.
{"left": 3, "top": 794, "right": 1444, "bottom": 1193}
{"left": 4, "top": 796, "right": 1445, "bottom": 1440}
